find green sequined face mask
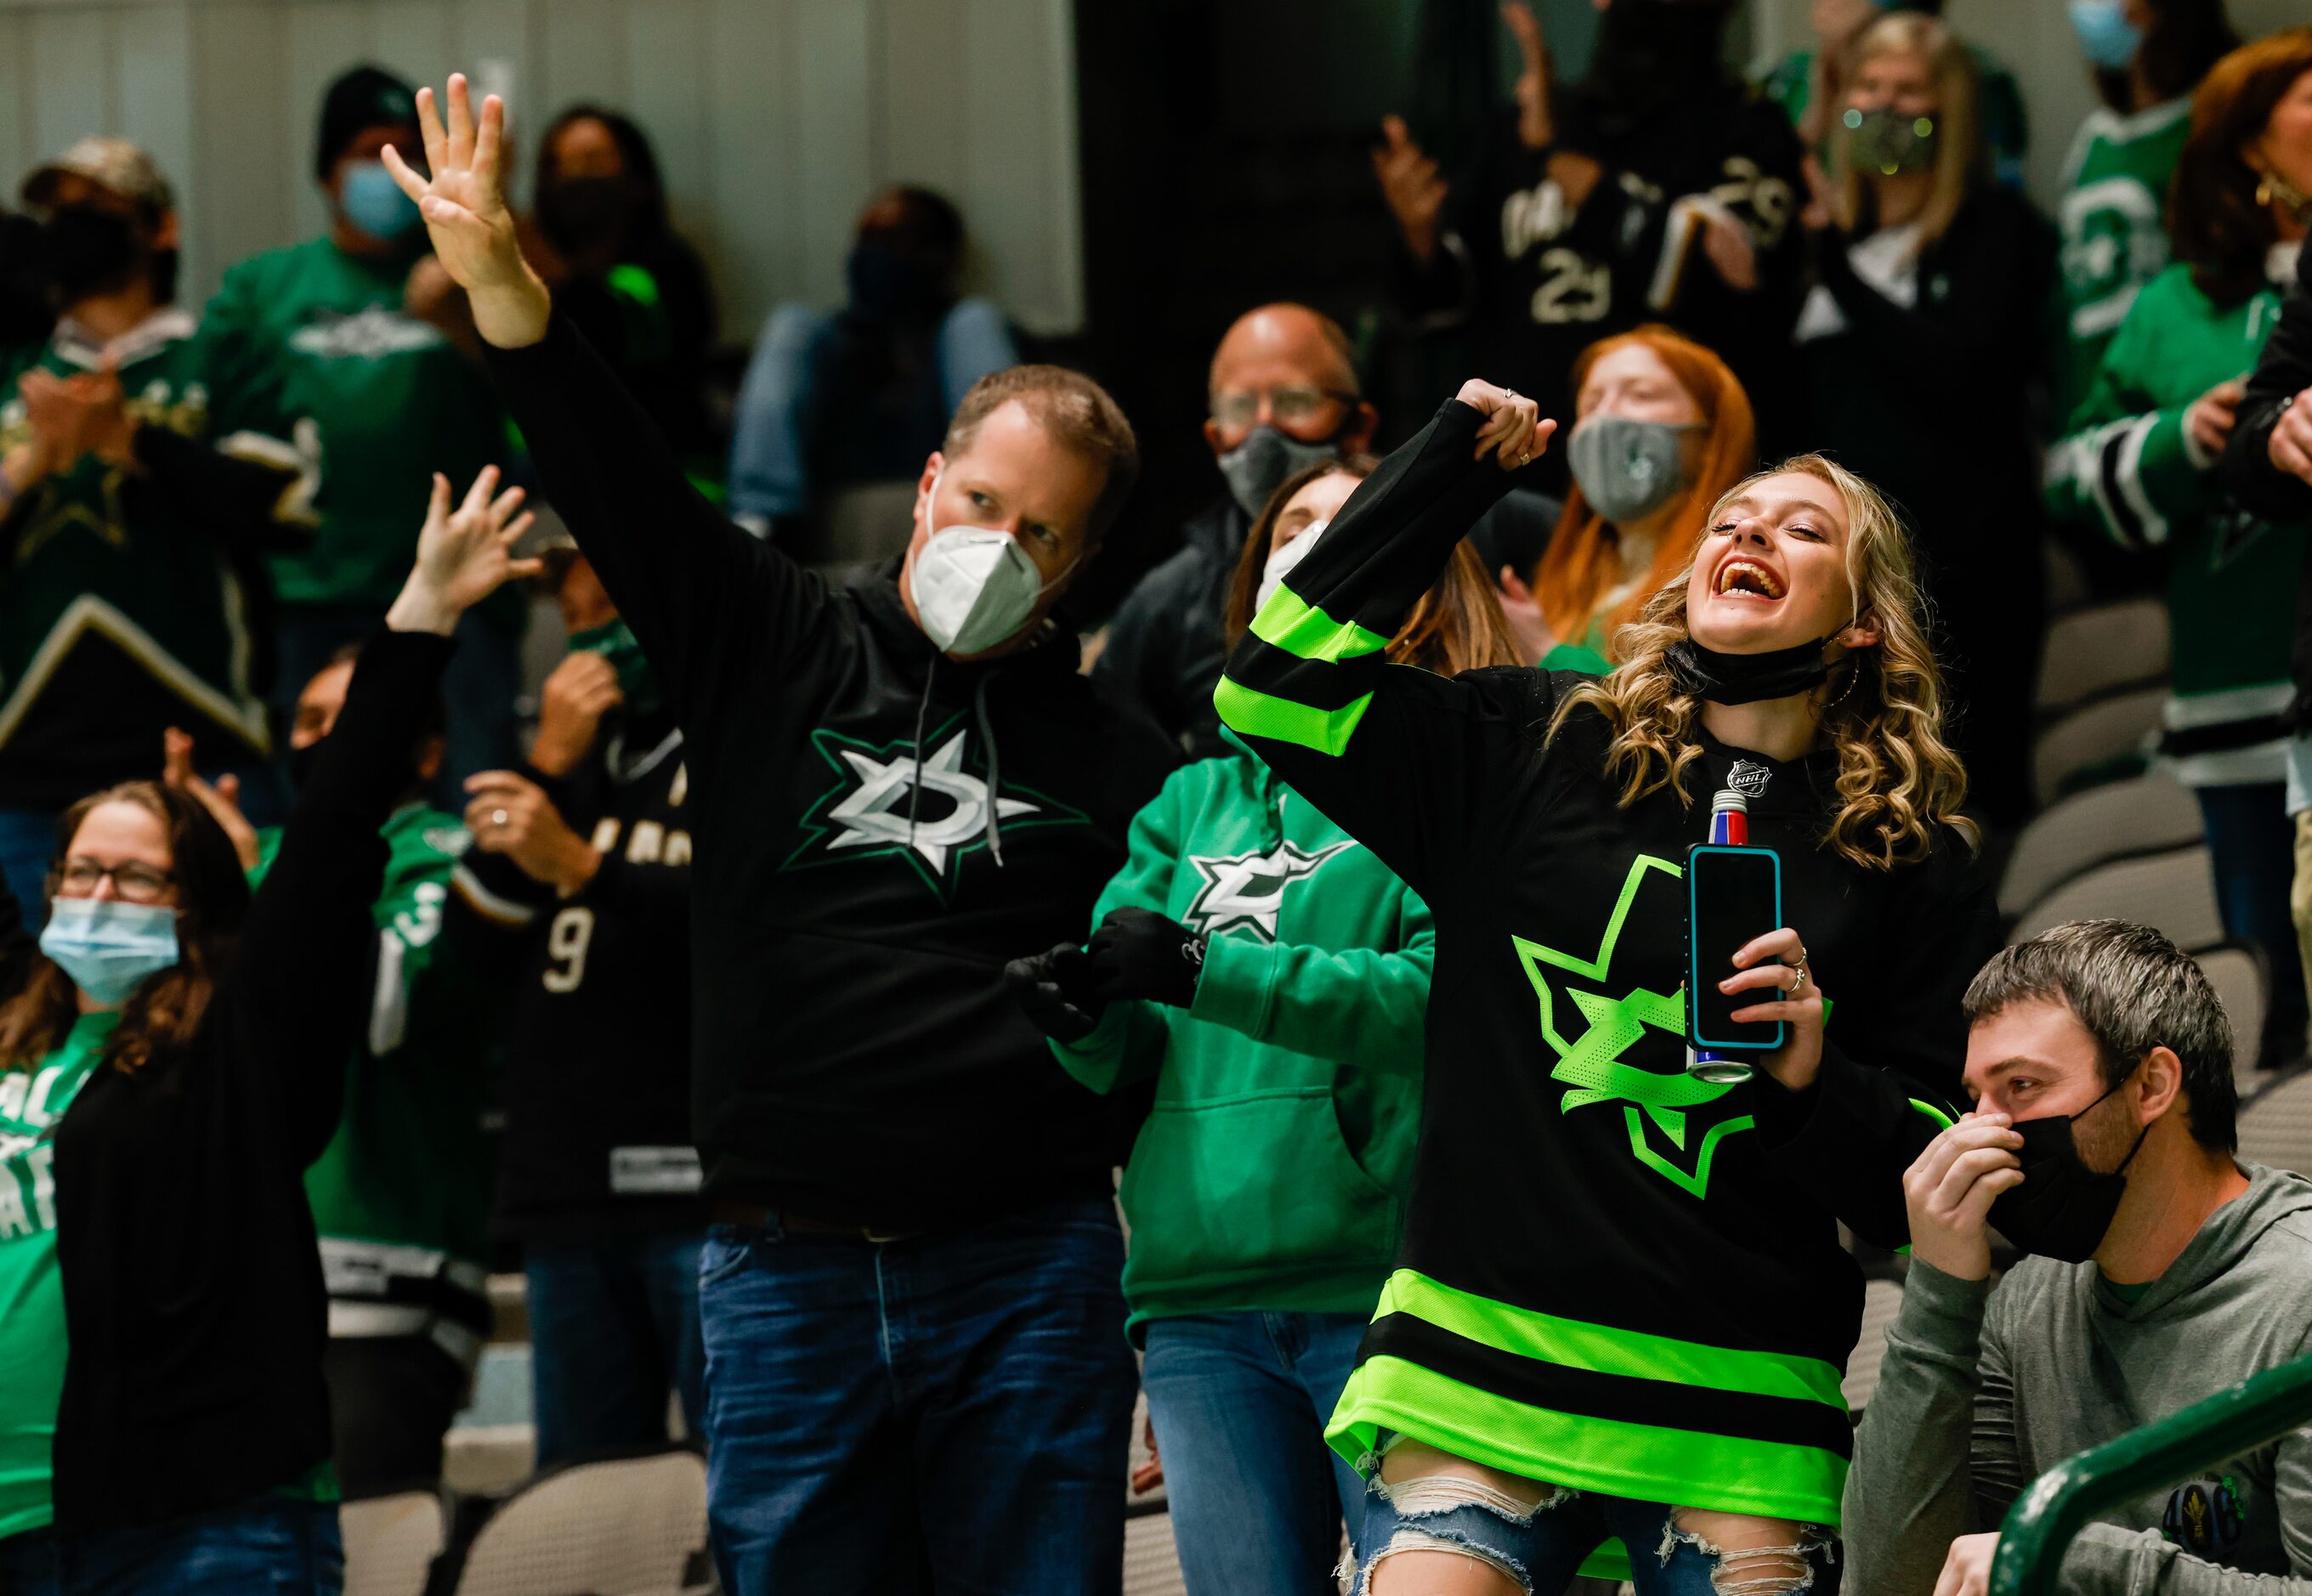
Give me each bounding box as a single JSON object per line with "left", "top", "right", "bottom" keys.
{"left": 568, "top": 619, "right": 663, "bottom": 718}
{"left": 1845, "top": 107, "right": 1939, "bottom": 176}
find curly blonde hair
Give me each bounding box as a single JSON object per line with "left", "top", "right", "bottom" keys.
{"left": 1548, "top": 455, "right": 1978, "bottom": 871}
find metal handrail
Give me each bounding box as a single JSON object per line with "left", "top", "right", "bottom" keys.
{"left": 1989, "top": 1350, "right": 2312, "bottom": 1593}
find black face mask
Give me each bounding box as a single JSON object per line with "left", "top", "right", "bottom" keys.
{"left": 536, "top": 177, "right": 637, "bottom": 258}
{"left": 1987, "top": 1070, "right": 2151, "bottom": 1264}
{"left": 40, "top": 207, "right": 144, "bottom": 303}
{"left": 845, "top": 240, "right": 947, "bottom": 321}
{"left": 1666, "top": 636, "right": 1834, "bottom": 705}
{"left": 286, "top": 738, "right": 325, "bottom": 793}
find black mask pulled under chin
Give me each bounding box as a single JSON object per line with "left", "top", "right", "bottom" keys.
{"left": 1665, "top": 636, "right": 1835, "bottom": 705}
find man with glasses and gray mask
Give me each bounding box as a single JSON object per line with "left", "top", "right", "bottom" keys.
{"left": 1844, "top": 919, "right": 2312, "bottom": 1596}
{"left": 1097, "top": 303, "right": 1556, "bottom": 759}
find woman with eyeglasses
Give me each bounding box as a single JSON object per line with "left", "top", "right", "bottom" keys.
{"left": 1790, "top": 11, "right": 2057, "bottom": 824}
{"left": 0, "top": 471, "right": 533, "bottom": 1594}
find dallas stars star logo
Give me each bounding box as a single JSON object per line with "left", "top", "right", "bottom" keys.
{"left": 783, "top": 716, "right": 1086, "bottom": 897}
{"left": 1182, "top": 838, "right": 1357, "bottom": 942}
{"left": 1510, "top": 854, "right": 1753, "bottom": 1199}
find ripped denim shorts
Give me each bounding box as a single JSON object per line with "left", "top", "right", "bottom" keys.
{"left": 1347, "top": 1446, "right": 1839, "bottom": 1596}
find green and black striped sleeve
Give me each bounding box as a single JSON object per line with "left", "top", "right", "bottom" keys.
{"left": 1215, "top": 398, "right": 1536, "bottom": 895}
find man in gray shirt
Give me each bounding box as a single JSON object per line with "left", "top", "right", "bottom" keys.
{"left": 1845, "top": 919, "right": 2312, "bottom": 1594}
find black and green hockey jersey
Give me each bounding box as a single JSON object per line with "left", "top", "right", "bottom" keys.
{"left": 1216, "top": 400, "right": 1996, "bottom": 1552}
{"left": 0, "top": 309, "right": 317, "bottom": 806}
{"left": 2056, "top": 98, "right": 2194, "bottom": 412}
{"left": 206, "top": 237, "right": 506, "bottom": 615}
{"left": 2047, "top": 259, "right": 2305, "bottom": 785}
{"left": 257, "top": 804, "right": 504, "bottom": 1365}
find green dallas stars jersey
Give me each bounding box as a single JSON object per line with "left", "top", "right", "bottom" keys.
{"left": 255, "top": 804, "right": 504, "bottom": 1363}
{"left": 206, "top": 237, "right": 507, "bottom": 615}
{"left": 2046, "top": 262, "right": 2304, "bottom": 786}
{"left": 1216, "top": 401, "right": 1995, "bottom": 1561}
{"left": 2056, "top": 98, "right": 2194, "bottom": 413}
{"left": 0, "top": 309, "right": 317, "bottom": 807}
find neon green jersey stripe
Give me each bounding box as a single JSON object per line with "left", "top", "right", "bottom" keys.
{"left": 1249, "top": 584, "right": 1391, "bottom": 664}
{"left": 1374, "top": 1270, "right": 1847, "bottom": 1409}
{"left": 1329, "top": 1355, "right": 1848, "bottom": 1525}
{"left": 1213, "top": 676, "right": 1373, "bottom": 756}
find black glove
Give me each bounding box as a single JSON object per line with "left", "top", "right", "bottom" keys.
{"left": 1006, "top": 943, "right": 1104, "bottom": 1044}
{"left": 1086, "top": 908, "right": 1208, "bottom": 1009}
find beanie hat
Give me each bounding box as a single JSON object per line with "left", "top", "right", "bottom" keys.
{"left": 317, "top": 65, "right": 421, "bottom": 181}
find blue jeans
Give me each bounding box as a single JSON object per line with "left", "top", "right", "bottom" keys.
{"left": 1352, "top": 1480, "right": 1839, "bottom": 1596}
{"left": 275, "top": 607, "right": 519, "bottom": 812}
{"left": 1140, "top": 1311, "right": 1368, "bottom": 1595}
{"left": 0, "top": 1497, "right": 343, "bottom": 1595}
{"left": 525, "top": 1230, "right": 706, "bottom": 1469}
{"left": 697, "top": 1195, "right": 1136, "bottom": 1596}
{"left": 726, "top": 298, "right": 1020, "bottom": 523}
{"left": 2196, "top": 781, "right": 2309, "bottom": 1060}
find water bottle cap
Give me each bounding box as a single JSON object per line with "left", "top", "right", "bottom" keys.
{"left": 1712, "top": 789, "right": 1748, "bottom": 815}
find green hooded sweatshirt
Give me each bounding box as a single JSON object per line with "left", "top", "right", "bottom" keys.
{"left": 1053, "top": 729, "right": 1430, "bottom": 1341}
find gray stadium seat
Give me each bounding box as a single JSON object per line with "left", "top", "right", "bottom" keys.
{"left": 2044, "top": 540, "right": 2092, "bottom": 617}
{"left": 1124, "top": 1509, "right": 1190, "bottom": 1596}
{"left": 2033, "top": 598, "right": 2170, "bottom": 717}
{"left": 1842, "top": 1277, "right": 1906, "bottom": 1413}
{"left": 810, "top": 481, "right": 920, "bottom": 569}
{"left": 450, "top": 1449, "right": 711, "bottom": 1595}
{"left": 2195, "top": 943, "right": 2270, "bottom": 1084}
{"left": 2010, "top": 846, "right": 2225, "bottom": 953}
{"left": 2239, "top": 1069, "right": 2312, "bottom": 1180}
{"left": 341, "top": 1491, "right": 445, "bottom": 1596}
{"left": 2032, "top": 688, "right": 2165, "bottom": 808}
{"left": 1998, "top": 770, "right": 2203, "bottom": 920}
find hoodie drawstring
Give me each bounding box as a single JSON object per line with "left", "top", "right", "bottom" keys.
{"left": 975, "top": 671, "right": 1006, "bottom": 867}
{"left": 906, "top": 654, "right": 938, "bottom": 853}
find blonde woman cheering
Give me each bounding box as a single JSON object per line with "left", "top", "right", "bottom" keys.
{"left": 1216, "top": 382, "right": 1997, "bottom": 1595}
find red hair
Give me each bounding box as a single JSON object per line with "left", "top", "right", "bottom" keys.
{"left": 1531, "top": 326, "right": 1755, "bottom": 658}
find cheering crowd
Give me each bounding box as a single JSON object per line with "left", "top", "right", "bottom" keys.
{"left": 2, "top": 0, "right": 2311, "bottom": 1593}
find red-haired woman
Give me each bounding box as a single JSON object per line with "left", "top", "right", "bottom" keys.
{"left": 1501, "top": 326, "right": 1755, "bottom": 667}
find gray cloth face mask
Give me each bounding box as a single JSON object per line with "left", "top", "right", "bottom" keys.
{"left": 1567, "top": 413, "right": 1698, "bottom": 525}
{"left": 1216, "top": 427, "right": 1342, "bottom": 520}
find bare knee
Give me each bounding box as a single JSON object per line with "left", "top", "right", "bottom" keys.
{"left": 1361, "top": 1444, "right": 1562, "bottom": 1596}
{"left": 1663, "top": 1508, "right": 1831, "bottom": 1595}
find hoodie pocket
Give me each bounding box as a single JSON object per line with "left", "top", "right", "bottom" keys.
{"left": 1119, "top": 1086, "right": 1399, "bottom": 1292}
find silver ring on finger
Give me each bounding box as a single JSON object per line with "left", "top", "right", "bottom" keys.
{"left": 491, "top": 808, "right": 509, "bottom": 828}
{"left": 1789, "top": 957, "right": 1810, "bottom": 992}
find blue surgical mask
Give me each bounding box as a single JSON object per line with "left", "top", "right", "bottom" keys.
{"left": 341, "top": 160, "right": 422, "bottom": 242}
{"left": 2068, "top": 0, "right": 2142, "bottom": 71}
{"left": 39, "top": 898, "right": 181, "bottom": 1007}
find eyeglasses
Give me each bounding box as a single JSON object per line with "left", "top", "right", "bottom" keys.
{"left": 1209, "top": 386, "right": 1360, "bottom": 433}
{"left": 53, "top": 857, "right": 176, "bottom": 903}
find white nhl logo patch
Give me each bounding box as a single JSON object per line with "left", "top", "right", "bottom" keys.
{"left": 1183, "top": 839, "right": 1357, "bottom": 942}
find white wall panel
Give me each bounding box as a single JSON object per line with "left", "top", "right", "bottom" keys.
{"left": 0, "top": 0, "right": 1085, "bottom": 336}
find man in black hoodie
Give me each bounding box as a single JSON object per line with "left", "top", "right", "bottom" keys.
{"left": 380, "top": 79, "right": 1176, "bottom": 1593}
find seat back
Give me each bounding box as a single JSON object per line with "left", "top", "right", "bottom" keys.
{"left": 2032, "top": 688, "right": 2165, "bottom": 808}
{"left": 1998, "top": 771, "right": 2203, "bottom": 920}
{"left": 1842, "top": 1277, "right": 1907, "bottom": 1414}
{"left": 2239, "top": 1070, "right": 2312, "bottom": 1180}
{"left": 343, "top": 1492, "right": 445, "bottom": 1596}
{"left": 2195, "top": 942, "right": 2270, "bottom": 1084}
{"left": 449, "top": 1449, "right": 711, "bottom": 1596}
{"left": 2010, "top": 846, "right": 2225, "bottom": 953}
{"left": 2034, "top": 597, "right": 2170, "bottom": 716}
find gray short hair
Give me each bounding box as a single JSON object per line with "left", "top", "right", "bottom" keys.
{"left": 1962, "top": 920, "right": 2236, "bottom": 1152}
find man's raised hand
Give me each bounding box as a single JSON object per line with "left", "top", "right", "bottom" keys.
{"left": 1901, "top": 1114, "right": 2025, "bottom": 1282}
{"left": 388, "top": 465, "right": 541, "bottom": 635}
{"left": 381, "top": 75, "right": 550, "bottom": 348}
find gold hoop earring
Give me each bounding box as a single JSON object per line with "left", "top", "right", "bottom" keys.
{"left": 1826, "top": 658, "right": 1864, "bottom": 710}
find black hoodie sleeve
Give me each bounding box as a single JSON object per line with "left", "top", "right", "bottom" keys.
{"left": 484, "top": 314, "right": 839, "bottom": 722}
{"left": 224, "top": 628, "right": 459, "bottom": 1164}
{"left": 1216, "top": 399, "right": 1544, "bottom": 895}
{"left": 2223, "top": 262, "right": 2312, "bottom": 522}
{"left": 1749, "top": 835, "right": 1998, "bottom": 1248}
